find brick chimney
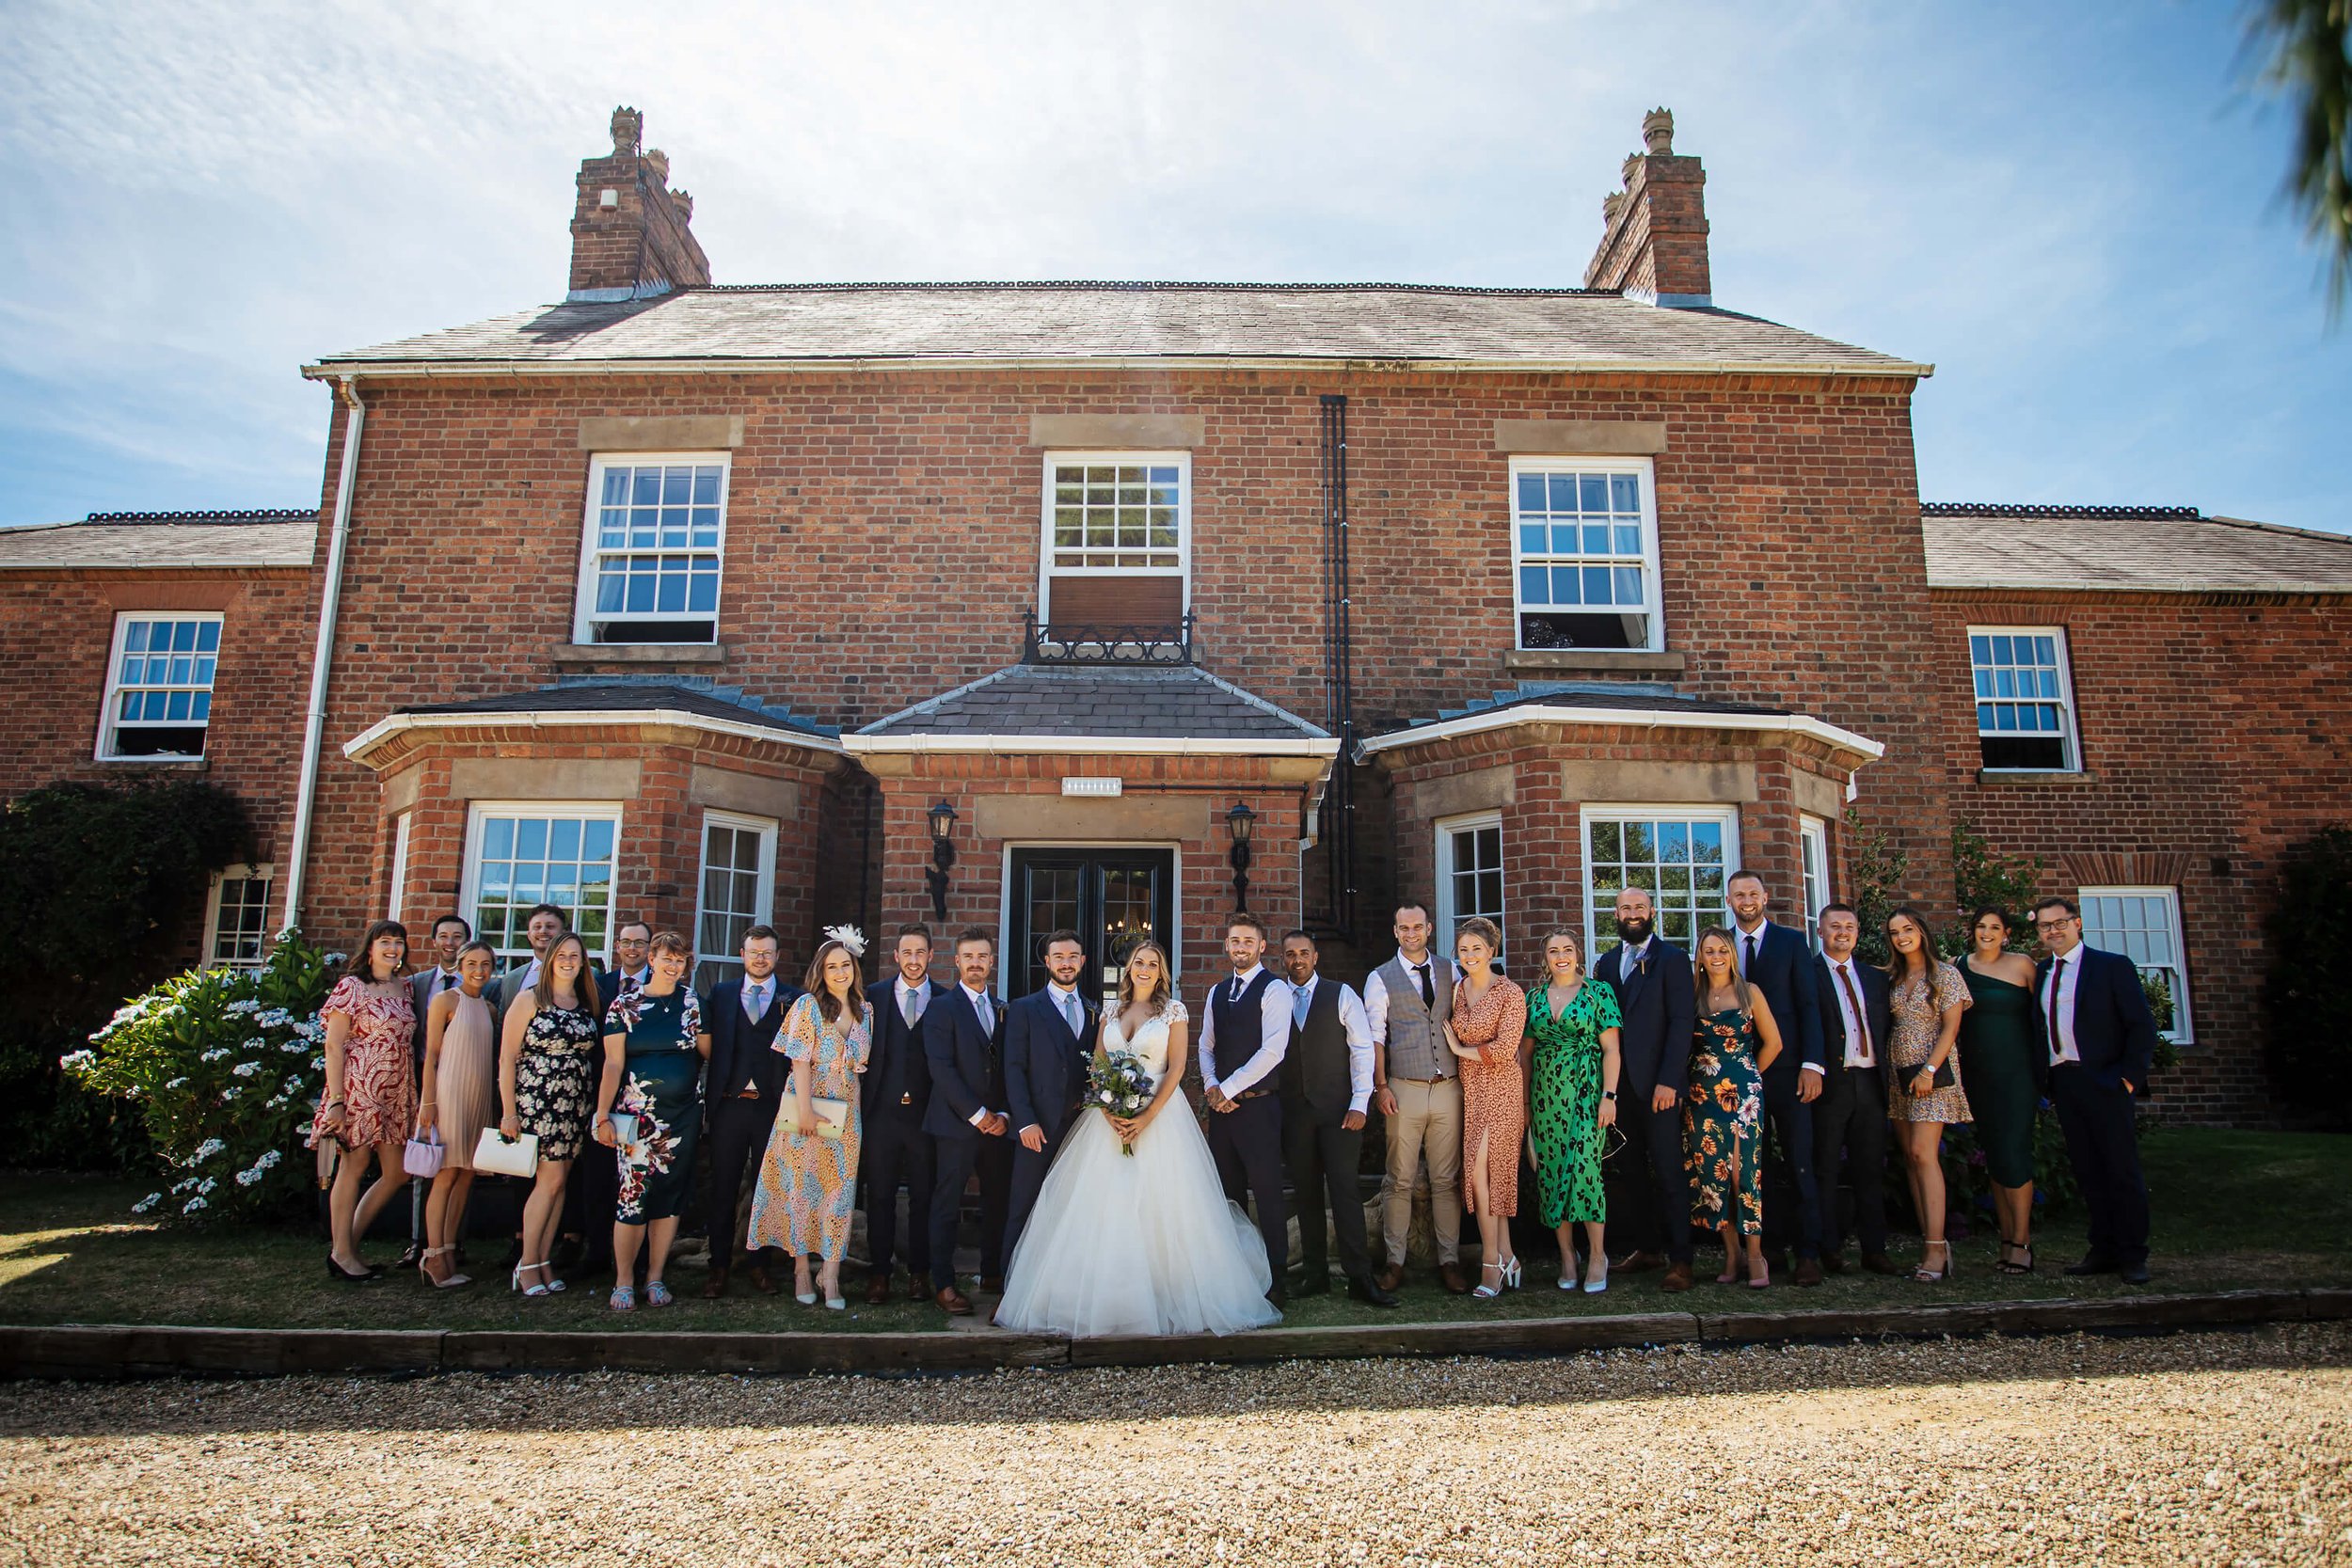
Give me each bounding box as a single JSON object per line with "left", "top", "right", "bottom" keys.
{"left": 1583, "top": 108, "right": 1712, "bottom": 308}
{"left": 567, "top": 106, "right": 711, "bottom": 302}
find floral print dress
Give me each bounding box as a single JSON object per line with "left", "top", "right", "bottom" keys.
{"left": 604, "top": 986, "right": 705, "bottom": 1224}
{"left": 1684, "top": 1006, "right": 1765, "bottom": 1236}
{"left": 1887, "top": 959, "right": 1975, "bottom": 1125}
{"left": 514, "top": 1000, "right": 598, "bottom": 1162}
{"left": 310, "top": 976, "right": 415, "bottom": 1150}
{"left": 1528, "top": 980, "right": 1622, "bottom": 1228}
{"left": 747, "top": 994, "right": 871, "bottom": 1263}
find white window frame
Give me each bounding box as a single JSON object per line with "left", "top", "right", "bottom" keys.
{"left": 1508, "top": 455, "right": 1663, "bottom": 654}
{"left": 572, "top": 451, "right": 732, "bottom": 645}
{"left": 1798, "top": 815, "right": 1832, "bottom": 947}
{"left": 1036, "top": 451, "right": 1193, "bottom": 616}
{"left": 693, "top": 809, "right": 778, "bottom": 990}
{"left": 459, "top": 801, "right": 624, "bottom": 969}
{"left": 1579, "top": 803, "right": 1743, "bottom": 956}
{"left": 1434, "top": 811, "right": 1506, "bottom": 962}
{"left": 202, "top": 863, "right": 275, "bottom": 971}
{"left": 95, "top": 610, "right": 224, "bottom": 761}
{"left": 2078, "top": 884, "right": 2194, "bottom": 1044}
{"left": 1968, "top": 624, "right": 2079, "bottom": 772}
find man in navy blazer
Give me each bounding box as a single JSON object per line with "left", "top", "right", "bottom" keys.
{"left": 1727, "top": 870, "right": 1828, "bottom": 1285}
{"left": 2033, "top": 895, "right": 2159, "bottom": 1284}
{"left": 1001, "top": 929, "right": 1100, "bottom": 1266}
{"left": 1812, "top": 903, "right": 1899, "bottom": 1275}
{"left": 922, "top": 927, "right": 1012, "bottom": 1316}
{"left": 700, "top": 926, "right": 801, "bottom": 1297}
{"left": 1593, "top": 887, "right": 1697, "bottom": 1291}
{"left": 861, "top": 925, "right": 939, "bottom": 1305}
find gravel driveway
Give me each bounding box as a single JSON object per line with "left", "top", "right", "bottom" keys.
{"left": 0, "top": 1323, "right": 2345, "bottom": 1566}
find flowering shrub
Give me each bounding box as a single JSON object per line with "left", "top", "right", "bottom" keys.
{"left": 63, "top": 930, "right": 338, "bottom": 1222}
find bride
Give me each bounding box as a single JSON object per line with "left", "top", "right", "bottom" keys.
{"left": 994, "top": 940, "right": 1282, "bottom": 1338}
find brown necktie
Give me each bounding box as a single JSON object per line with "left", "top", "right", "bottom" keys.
{"left": 1836, "top": 964, "right": 1872, "bottom": 1067}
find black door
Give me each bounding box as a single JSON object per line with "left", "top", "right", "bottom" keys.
{"left": 1006, "top": 847, "right": 1176, "bottom": 1004}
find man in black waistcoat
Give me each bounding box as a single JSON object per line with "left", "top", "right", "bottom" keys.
{"left": 923, "top": 928, "right": 1013, "bottom": 1316}
{"left": 1595, "top": 886, "right": 1698, "bottom": 1291}
{"left": 701, "top": 926, "right": 800, "bottom": 1297}
{"left": 862, "top": 924, "right": 939, "bottom": 1305}
{"left": 1200, "top": 915, "right": 1291, "bottom": 1309}
{"left": 1278, "top": 931, "right": 1399, "bottom": 1307}
{"left": 1812, "top": 903, "right": 1899, "bottom": 1275}
{"left": 1002, "top": 929, "right": 1099, "bottom": 1266}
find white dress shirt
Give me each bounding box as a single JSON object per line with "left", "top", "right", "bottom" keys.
{"left": 1732, "top": 919, "right": 1769, "bottom": 977}
{"left": 1290, "top": 973, "right": 1377, "bottom": 1114}
{"left": 738, "top": 974, "right": 777, "bottom": 1092}
{"left": 1361, "top": 955, "right": 1452, "bottom": 1045}
{"left": 1198, "top": 964, "right": 1292, "bottom": 1098}
{"left": 961, "top": 982, "right": 1000, "bottom": 1126}
{"left": 2042, "top": 952, "right": 2082, "bottom": 1065}
{"left": 1825, "top": 957, "right": 1875, "bottom": 1069}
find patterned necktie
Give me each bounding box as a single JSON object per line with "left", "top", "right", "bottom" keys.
{"left": 1836, "top": 963, "right": 1872, "bottom": 1066}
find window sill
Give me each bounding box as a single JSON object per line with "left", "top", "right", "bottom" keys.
{"left": 1975, "top": 768, "right": 2096, "bottom": 787}
{"left": 550, "top": 642, "right": 727, "bottom": 666}
{"left": 93, "top": 755, "right": 209, "bottom": 771}
{"left": 1504, "top": 649, "right": 1687, "bottom": 676}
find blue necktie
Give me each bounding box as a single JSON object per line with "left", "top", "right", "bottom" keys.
{"left": 1060, "top": 991, "right": 1082, "bottom": 1037}
{"left": 1292, "top": 985, "right": 1311, "bottom": 1028}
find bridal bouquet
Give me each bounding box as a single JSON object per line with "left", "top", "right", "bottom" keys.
{"left": 1088, "top": 1049, "right": 1155, "bottom": 1157}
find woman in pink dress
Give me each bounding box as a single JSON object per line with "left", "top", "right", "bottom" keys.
{"left": 310, "top": 920, "right": 417, "bottom": 1282}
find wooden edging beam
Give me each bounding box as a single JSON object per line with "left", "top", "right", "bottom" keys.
{"left": 0, "top": 1289, "right": 2343, "bottom": 1382}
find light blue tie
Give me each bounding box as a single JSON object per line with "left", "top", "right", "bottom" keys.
{"left": 1292, "top": 984, "right": 1311, "bottom": 1028}
{"left": 1060, "top": 991, "right": 1082, "bottom": 1037}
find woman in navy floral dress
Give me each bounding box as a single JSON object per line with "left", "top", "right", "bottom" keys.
{"left": 1683, "top": 927, "right": 1785, "bottom": 1289}
{"left": 594, "top": 931, "right": 709, "bottom": 1310}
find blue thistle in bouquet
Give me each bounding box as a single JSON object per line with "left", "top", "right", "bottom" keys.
{"left": 1088, "top": 1048, "right": 1155, "bottom": 1156}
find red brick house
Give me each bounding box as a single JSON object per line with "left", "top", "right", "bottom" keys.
{"left": 4, "top": 106, "right": 2344, "bottom": 1123}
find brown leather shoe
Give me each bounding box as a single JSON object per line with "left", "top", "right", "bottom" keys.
{"left": 1793, "top": 1257, "right": 1824, "bottom": 1288}
{"left": 935, "top": 1285, "right": 974, "bottom": 1316}
{"left": 1660, "top": 1260, "right": 1695, "bottom": 1292}
{"left": 1861, "top": 1251, "right": 1902, "bottom": 1276}
{"left": 700, "top": 1270, "right": 729, "bottom": 1300}
{"left": 1818, "top": 1248, "right": 1847, "bottom": 1275}
{"left": 746, "top": 1263, "right": 780, "bottom": 1296}
{"left": 1617, "top": 1249, "right": 1668, "bottom": 1274}
{"left": 1375, "top": 1261, "right": 1406, "bottom": 1292}
{"left": 866, "top": 1274, "right": 891, "bottom": 1306}
{"left": 1438, "top": 1261, "right": 1471, "bottom": 1295}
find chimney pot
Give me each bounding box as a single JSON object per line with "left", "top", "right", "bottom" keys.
{"left": 610, "top": 105, "right": 642, "bottom": 155}
{"left": 1642, "top": 107, "right": 1675, "bottom": 155}
{"left": 644, "top": 148, "right": 670, "bottom": 182}
{"left": 1602, "top": 191, "right": 1625, "bottom": 224}
{"left": 672, "top": 189, "right": 692, "bottom": 221}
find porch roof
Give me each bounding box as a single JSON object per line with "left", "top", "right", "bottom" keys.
{"left": 1359, "top": 684, "right": 1883, "bottom": 764}
{"left": 342, "top": 679, "right": 840, "bottom": 762}
{"left": 849, "top": 664, "right": 1335, "bottom": 756}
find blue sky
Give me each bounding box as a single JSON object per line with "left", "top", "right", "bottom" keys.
{"left": 1, "top": 0, "right": 2344, "bottom": 531}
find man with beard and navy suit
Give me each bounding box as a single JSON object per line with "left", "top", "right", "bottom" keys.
{"left": 1726, "top": 869, "right": 1828, "bottom": 1286}
{"left": 1001, "top": 929, "right": 1099, "bottom": 1267}
{"left": 862, "top": 924, "right": 939, "bottom": 1305}
{"left": 1594, "top": 886, "right": 1697, "bottom": 1291}
{"left": 701, "top": 926, "right": 800, "bottom": 1297}
{"left": 923, "top": 927, "right": 1013, "bottom": 1316}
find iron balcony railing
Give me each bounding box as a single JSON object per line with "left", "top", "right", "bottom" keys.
{"left": 1022, "top": 610, "right": 1195, "bottom": 666}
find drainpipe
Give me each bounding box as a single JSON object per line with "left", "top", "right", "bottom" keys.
{"left": 279, "top": 374, "right": 366, "bottom": 934}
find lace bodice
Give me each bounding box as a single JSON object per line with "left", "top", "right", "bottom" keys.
{"left": 1099, "top": 998, "right": 1188, "bottom": 1083}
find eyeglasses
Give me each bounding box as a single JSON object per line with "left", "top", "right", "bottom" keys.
{"left": 2033, "top": 918, "right": 2078, "bottom": 932}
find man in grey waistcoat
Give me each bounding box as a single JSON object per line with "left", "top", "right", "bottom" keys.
{"left": 1364, "top": 901, "right": 1470, "bottom": 1295}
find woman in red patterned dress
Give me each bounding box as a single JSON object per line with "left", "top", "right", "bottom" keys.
{"left": 311, "top": 920, "right": 417, "bottom": 1281}
{"left": 1445, "top": 916, "right": 1529, "bottom": 1301}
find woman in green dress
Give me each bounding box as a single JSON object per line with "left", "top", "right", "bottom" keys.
{"left": 1958, "top": 907, "right": 2043, "bottom": 1275}
{"left": 1524, "top": 927, "right": 1624, "bottom": 1293}
{"left": 594, "top": 930, "right": 710, "bottom": 1311}
{"left": 1684, "top": 927, "right": 1786, "bottom": 1288}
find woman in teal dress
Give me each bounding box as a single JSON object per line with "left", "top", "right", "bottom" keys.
{"left": 1958, "top": 907, "right": 2044, "bottom": 1275}
{"left": 594, "top": 931, "right": 709, "bottom": 1311}
{"left": 749, "top": 934, "right": 871, "bottom": 1310}
{"left": 1683, "top": 927, "right": 1786, "bottom": 1288}
{"left": 1524, "top": 927, "right": 1624, "bottom": 1293}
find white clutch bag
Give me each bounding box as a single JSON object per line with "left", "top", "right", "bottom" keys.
{"left": 472, "top": 1128, "right": 540, "bottom": 1177}
{"left": 809, "top": 1097, "right": 850, "bottom": 1140}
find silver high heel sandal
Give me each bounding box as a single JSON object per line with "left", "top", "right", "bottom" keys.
{"left": 511, "top": 1261, "right": 551, "bottom": 1298}
{"left": 421, "top": 1245, "right": 470, "bottom": 1289}
{"left": 1471, "top": 1259, "right": 1505, "bottom": 1300}
{"left": 1501, "top": 1256, "right": 1523, "bottom": 1290}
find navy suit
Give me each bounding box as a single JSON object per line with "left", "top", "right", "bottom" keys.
{"left": 2040, "top": 944, "right": 2158, "bottom": 1269}
{"left": 702, "top": 975, "right": 801, "bottom": 1278}
{"left": 1002, "top": 986, "right": 1099, "bottom": 1265}
{"left": 861, "top": 977, "right": 937, "bottom": 1284}
{"left": 1596, "top": 938, "right": 1696, "bottom": 1263}
{"left": 922, "top": 985, "right": 1012, "bottom": 1292}
{"left": 1812, "top": 954, "right": 1894, "bottom": 1259}
{"left": 1735, "top": 921, "right": 1826, "bottom": 1259}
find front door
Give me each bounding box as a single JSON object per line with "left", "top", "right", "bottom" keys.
{"left": 1006, "top": 847, "right": 1176, "bottom": 1004}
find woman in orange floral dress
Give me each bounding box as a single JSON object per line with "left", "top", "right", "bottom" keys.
{"left": 1444, "top": 917, "right": 1529, "bottom": 1300}
{"left": 1683, "top": 927, "right": 1786, "bottom": 1289}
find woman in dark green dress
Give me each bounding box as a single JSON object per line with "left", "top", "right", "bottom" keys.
{"left": 1525, "top": 928, "right": 1623, "bottom": 1293}
{"left": 594, "top": 931, "right": 710, "bottom": 1310}
{"left": 1684, "top": 927, "right": 1786, "bottom": 1288}
{"left": 1959, "top": 907, "right": 2043, "bottom": 1275}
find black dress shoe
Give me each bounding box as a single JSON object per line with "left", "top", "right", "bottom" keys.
{"left": 1348, "top": 1277, "right": 1401, "bottom": 1308}
{"left": 1264, "top": 1287, "right": 1287, "bottom": 1310}
{"left": 392, "top": 1241, "right": 423, "bottom": 1273}
{"left": 2064, "top": 1254, "right": 2120, "bottom": 1277}
{"left": 2119, "top": 1262, "right": 2151, "bottom": 1285}
{"left": 1292, "top": 1274, "right": 1332, "bottom": 1297}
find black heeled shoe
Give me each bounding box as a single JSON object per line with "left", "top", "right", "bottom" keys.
{"left": 326, "top": 1253, "right": 377, "bottom": 1283}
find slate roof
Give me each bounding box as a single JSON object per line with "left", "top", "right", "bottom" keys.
{"left": 312, "top": 283, "right": 1926, "bottom": 375}
{"left": 854, "top": 664, "right": 1330, "bottom": 742}
{"left": 1921, "top": 505, "right": 2352, "bottom": 594}
{"left": 0, "top": 510, "right": 316, "bottom": 571}
{"left": 1412, "top": 681, "right": 1788, "bottom": 727}
{"left": 401, "top": 680, "right": 836, "bottom": 738}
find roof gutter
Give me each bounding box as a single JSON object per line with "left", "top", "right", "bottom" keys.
{"left": 1354, "top": 703, "right": 1886, "bottom": 763}
{"left": 342, "top": 706, "right": 845, "bottom": 763}
{"left": 843, "top": 734, "right": 1341, "bottom": 758}
{"left": 300, "top": 354, "right": 1935, "bottom": 381}
{"left": 280, "top": 376, "right": 365, "bottom": 934}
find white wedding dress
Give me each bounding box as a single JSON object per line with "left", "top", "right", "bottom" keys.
{"left": 994, "top": 999, "right": 1282, "bottom": 1338}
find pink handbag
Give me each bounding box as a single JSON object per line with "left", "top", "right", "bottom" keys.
{"left": 402, "top": 1128, "right": 446, "bottom": 1179}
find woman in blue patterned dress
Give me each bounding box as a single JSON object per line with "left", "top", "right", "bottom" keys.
{"left": 1683, "top": 927, "right": 1786, "bottom": 1289}
{"left": 594, "top": 930, "right": 709, "bottom": 1311}
{"left": 747, "top": 933, "right": 871, "bottom": 1309}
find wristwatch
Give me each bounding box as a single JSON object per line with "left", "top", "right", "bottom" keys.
{"left": 1600, "top": 1090, "right": 1617, "bottom": 1101}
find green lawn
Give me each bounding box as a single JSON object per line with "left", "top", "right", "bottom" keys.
{"left": 0, "top": 1129, "right": 2343, "bottom": 1334}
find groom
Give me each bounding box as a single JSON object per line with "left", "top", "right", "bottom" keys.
{"left": 1002, "top": 930, "right": 1100, "bottom": 1266}
{"left": 1200, "top": 914, "right": 1292, "bottom": 1308}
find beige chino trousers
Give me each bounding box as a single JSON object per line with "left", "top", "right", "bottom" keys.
{"left": 1381, "top": 1075, "right": 1463, "bottom": 1266}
